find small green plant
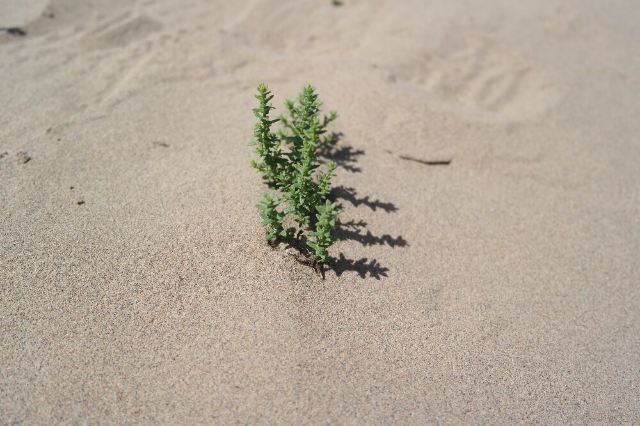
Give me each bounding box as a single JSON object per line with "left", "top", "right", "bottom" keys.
{"left": 256, "top": 193, "right": 288, "bottom": 243}
{"left": 251, "top": 83, "right": 340, "bottom": 271}
{"left": 251, "top": 83, "right": 283, "bottom": 186}
{"left": 307, "top": 200, "right": 340, "bottom": 265}
{"left": 280, "top": 86, "right": 338, "bottom": 227}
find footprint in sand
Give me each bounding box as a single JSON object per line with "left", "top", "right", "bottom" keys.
{"left": 390, "top": 26, "right": 565, "bottom": 122}
{"left": 16, "top": 151, "right": 31, "bottom": 164}
{"left": 0, "top": 151, "right": 31, "bottom": 166}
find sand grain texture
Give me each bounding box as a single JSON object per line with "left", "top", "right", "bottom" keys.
{"left": 1, "top": 0, "right": 639, "bottom": 424}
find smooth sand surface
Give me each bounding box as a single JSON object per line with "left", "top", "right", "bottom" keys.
{"left": 2, "top": 0, "right": 639, "bottom": 423}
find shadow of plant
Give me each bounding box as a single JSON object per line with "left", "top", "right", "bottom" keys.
{"left": 331, "top": 186, "right": 399, "bottom": 213}
{"left": 329, "top": 254, "right": 389, "bottom": 280}
{"left": 335, "top": 220, "right": 407, "bottom": 247}
{"left": 319, "top": 132, "right": 365, "bottom": 174}
{"left": 319, "top": 136, "right": 407, "bottom": 279}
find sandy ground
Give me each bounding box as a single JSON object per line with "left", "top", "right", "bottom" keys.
{"left": 2, "top": 0, "right": 640, "bottom": 423}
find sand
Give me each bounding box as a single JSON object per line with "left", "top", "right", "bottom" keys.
{"left": 1, "top": 0, "right": 639, "bottom": 423}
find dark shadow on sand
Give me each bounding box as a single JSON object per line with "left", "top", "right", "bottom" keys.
{"left": 334, "top": 220, "right": 408, "bottom": 248}
{"left": 331, "top": 186, "right": 399, "bottom": 213}
{"left": 313, "top": 133, "right": 408, "bottom": 279}
{"left": 319, "top": 132, "right": 365, "bottom": 174}
{"left": 329, "top": 254, "right": 389, "bottom": 280}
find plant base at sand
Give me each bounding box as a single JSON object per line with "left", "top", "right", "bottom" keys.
{"left": 251, "top": 83, "right": 340, "bottom": 271}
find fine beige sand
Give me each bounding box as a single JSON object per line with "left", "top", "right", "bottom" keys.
{"left": 2, "top": 0, "right": 639, "bottom": 423}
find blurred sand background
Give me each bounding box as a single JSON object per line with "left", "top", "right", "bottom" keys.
{"left": 1, "top": 0, "right": 639, "bottom": 423}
